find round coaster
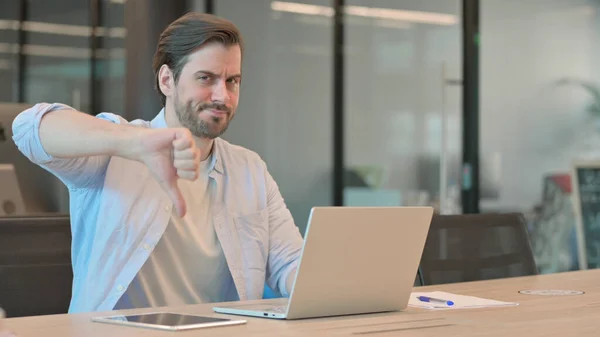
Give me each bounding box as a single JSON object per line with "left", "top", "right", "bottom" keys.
{"left": 519, "top": 289, "right": 585, "bottom": 296}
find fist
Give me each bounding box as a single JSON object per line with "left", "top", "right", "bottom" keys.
{"left": 130, "top": 127, "right": 200, "bottom": 217}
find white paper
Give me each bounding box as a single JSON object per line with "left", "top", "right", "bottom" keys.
{"left": 409, "top": 291, "right": 519, "bottom": 310}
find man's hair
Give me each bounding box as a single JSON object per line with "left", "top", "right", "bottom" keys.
{"left": 153, "top": 12, "right": 244, "bottom": 106}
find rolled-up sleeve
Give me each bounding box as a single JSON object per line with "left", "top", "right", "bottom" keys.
{"left": 12, "top": 102, "right": 125, "bottom": 189}
{"left": 263, "top": 162, "right": 304, "bottom": 297}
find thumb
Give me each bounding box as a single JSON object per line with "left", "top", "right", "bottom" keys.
{"left": 164, "top": 176, "right": 186, "bottom": 217}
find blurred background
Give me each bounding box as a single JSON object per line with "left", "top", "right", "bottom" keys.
{"left": 1, "top": 0, "right": 599, "bottom": 277}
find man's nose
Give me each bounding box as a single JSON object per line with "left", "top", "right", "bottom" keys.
{"left": 211, "top": 81, "right": 230, "bottom": 105}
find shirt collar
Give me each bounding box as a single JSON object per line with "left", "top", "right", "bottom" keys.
{"left": 150, "top": 108, "right": 168, "bottom": 129}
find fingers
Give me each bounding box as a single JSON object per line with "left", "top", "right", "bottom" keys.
{"left": 173, "top": 150, "right": 200, "bottom": 181}
{"left": 173, "top": 159, "right": 197, "bottom": 170}
{"left": 176, "top": 169, "right": 197, "bottom": 181}
{"left": 171, "top": 130, "right": 201, "bottom": 181}
{"left": 173, "top": 148, "right": 198, "bottom": 160}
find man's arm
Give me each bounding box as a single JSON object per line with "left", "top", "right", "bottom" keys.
{"left": 12, "top": 103, "right": 200, "bottom": 216}
{"left": 36, "top": 106, "right": 140, "bottom": 159}
{"left": 263, "top": 165, "right": 304, "bottom": 297}
{"left": 285, "top": 267, "right": 298, "bottom": 295}
{"left": 12, "top": 103, "right": 129, "bottom": 188}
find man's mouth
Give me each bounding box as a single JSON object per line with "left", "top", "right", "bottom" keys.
{"left": 201, "top": 109, "right": 228, "bottom": 117}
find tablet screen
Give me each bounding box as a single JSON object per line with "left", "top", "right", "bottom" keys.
{"left": 105, "top": 313, "right": 232, "bottom": 326}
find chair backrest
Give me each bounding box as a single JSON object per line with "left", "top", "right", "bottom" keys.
{"left": 0, "top": 215, "right": 72, "bottom": 317}
{"left": 419, "top": 213, "right": 538, "bottom": 286}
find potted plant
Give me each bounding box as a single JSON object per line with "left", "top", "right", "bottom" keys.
{"left": 556, "top": 78, "right": 600, "bottom": 118}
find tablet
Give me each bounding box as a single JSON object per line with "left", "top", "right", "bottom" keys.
{"left": 91, "top": 312, "right": 246, "bottom": 331}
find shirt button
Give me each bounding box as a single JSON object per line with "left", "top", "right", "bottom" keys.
{"left": 117, "top": 285, "right": 125, "bottom": 292}
{"left": 164, "top": 204, "right": 171, "bottom": 212}
{"left": 143, "top": 243, "right": 151, "bottom": 250}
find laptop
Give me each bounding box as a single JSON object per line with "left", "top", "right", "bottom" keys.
{"left": 0, "top": 103, "right": 70, "bottom": 214}
{"left": 213, "top": 206, "right": 433, "bottom": 320}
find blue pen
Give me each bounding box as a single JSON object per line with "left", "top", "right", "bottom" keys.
{"left": 417, "top": 296, "right": 454, "bottom": 306}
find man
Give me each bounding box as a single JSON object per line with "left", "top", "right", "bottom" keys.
{"left": 12, "top": 12, "right": 303, "bottom": 313}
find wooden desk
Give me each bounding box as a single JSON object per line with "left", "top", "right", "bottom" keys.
{"left": 4, "top": 269, "right": 600, "bottom": 336}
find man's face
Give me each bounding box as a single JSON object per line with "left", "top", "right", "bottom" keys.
{"left": 171, "top": 43, "right": 242, "bottom": 139}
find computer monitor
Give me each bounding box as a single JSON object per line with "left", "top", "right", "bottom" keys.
{"left": 0, "top": 103, "right": 69, "bottom": 214}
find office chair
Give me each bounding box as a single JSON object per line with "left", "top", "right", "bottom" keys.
{"left": 0, "top": 215, "right": 72, "bottom": 317}
{"left": 419, "top": 213, "right": 538, "bottom": 285}
{"left": 413, "top": 266, "right": 425, "bottom": 287}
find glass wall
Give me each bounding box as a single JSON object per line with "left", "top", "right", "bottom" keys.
{"left": 98, "top": 0, "right": 126, "bottom": 114}
{"left": 0, "top": 0, "right": 125, "bottom": 215}
{"left": 3, "top": 0, "right": 462, "bottom": 223}
{"left": 0, "top": 0, "right": 125, "bottom": 112}
{"left": 343, "top": 0, "right": 462, "bottom": 214}
{"left": 3, "top": 1, "right": 598, "bottom": 278}
{"left": 24, "top": 0, "right": 92, "bottom": 112}
{"left": 203, "top": 0, "right": 463, "bottom": 232}
{"left": 480, "top": 0, "right": 600, "bottom": 273}
{"left": 210, "top": 0, "right": 334, "bottom": 234}
{"left": 0, "top": 0, "right": 20, "bottom": 103}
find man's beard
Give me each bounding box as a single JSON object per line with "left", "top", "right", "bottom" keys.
{"left": 174, "top": 96, "right": 233, "bottom": 139}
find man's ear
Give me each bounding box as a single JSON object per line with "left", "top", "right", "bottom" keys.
{"left": 158, "top": 64, "right": 175, "bottom": 98}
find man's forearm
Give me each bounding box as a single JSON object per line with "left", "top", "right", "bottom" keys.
{"left": 285, "top": 267, "right": 297, "bottom": 295}
{"left": 38, "top": 108, "right": 137, "bottom": 159}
